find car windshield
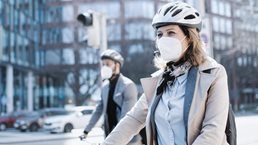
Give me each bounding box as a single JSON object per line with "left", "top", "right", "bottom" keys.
{"left": 24, "top": 112, "right": 40, "bottom": 118}
{"left": 41, "top": 109, "right": 72, "bottom": 116}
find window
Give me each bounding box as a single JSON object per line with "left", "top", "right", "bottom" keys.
{"left": 237, "top": 57, "right": 243, "bottom": 66}
{"left": 225, "top": 19, "right": 232, "bottom": 34}
{"left": 17, "top": 35, "right": 23, "bottom": 64}
{"left": 62, "top": 48, "right": 74, "bottom": 65}
{"left": 36, "top": 51, "right": 40, "bottom": 67}
{"left": 107, "top": 23, "right": 121, "bottom": 41}
{"left": 45, "top": 50, "right": 61, "bottom": 65}
{"left": 125, "top": 22, "right": 154, "bottom": 40}
{"left": 20, "top": 13, "right": 26, "bottom": 35}
{"left": 218, "top": 1, "right": 225, "bottom": 16}
{"left": 23, "top": 40, "right": 29, "bottom": 66}
{"left": 212, "top": 17, "right": 219, "bottom": 32}
{"left": 219, "top": 18, "right": 226, "bottom": 33}
{"left": 128, "top": 44, "right": 144, "bottom": 55}
{"left": 2, "top": 28, "right": 9, "bottom": 61}
{"left": 227, "top": 37, "right": 233, "bottom": 49}
{"left": 213, "top": 34, "right": 220, "bottom": 49}
{"left": 211, "top": 0, "right": 218, "bottom": 14}
{"left": 9, "top": 0, "right": 15, "bottom": 5}
{"left": 125, "top": 1, "right": 154, "bottom": 18}
{"left": 79, "top": 2, "right": 120, "bottom": 19}
{"left": 62, "top": 28, "right": 74, "bottom": 43}
{"left": 225, "top": 3, "right": 231, "bottom": 17}
{"left": 81, "top": 109, "right": 93, "bottom": 115}
{"left": 14, "top": 9, "right": 19, "bottom": 26}
{"left": 10, "top": 32, "right": 15, "bottom": 63}
{"left": 79, "top": 48, "right": 99, "bottom": 64}
{"left": 220, "top": 35, "right": 226, "bottom": 50}
{"left": 62, "top": 6, "right": 73, "bottom": 22}
{"left": 10, "top": 6, "right": 14, "bottom": 26}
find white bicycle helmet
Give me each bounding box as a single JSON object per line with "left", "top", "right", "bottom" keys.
{"left": 101, "top": 49, "right": 124, "bottom": 67}
{"left": 152, "top": 1, "right": 202, "bottom": 31}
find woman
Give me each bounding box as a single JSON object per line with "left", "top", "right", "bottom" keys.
{"left": 103, "top": 1, "right": 229, "bottom": 145}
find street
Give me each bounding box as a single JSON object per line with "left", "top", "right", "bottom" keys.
{"left": 0, "top": 127, "right": 104, "bottom": 145}
{"left": 0, "top": 115, "right": 258, "bottom": 145}
{"left": 236, "top": 114, "right": 258, "bottom": 145}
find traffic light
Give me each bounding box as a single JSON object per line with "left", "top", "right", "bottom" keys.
{"left": 77, "top": 12, "right": 93, "bottom": 26}
{"left": 77, "top": 11, "right": 100, "bottom": 48}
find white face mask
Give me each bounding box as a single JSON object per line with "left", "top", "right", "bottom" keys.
{"left": 156, "top": 36, "right": 186, "bottom": 62}
{"left": 101, "top": 65, "right": 113, "bottom": 79}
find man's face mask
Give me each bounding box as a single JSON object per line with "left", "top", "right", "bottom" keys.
{"left": 101, "top": 65, "right": 113, "bottom": 79}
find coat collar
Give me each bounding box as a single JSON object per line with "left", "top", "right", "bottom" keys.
{"left": 199, "top": 56, "right": 219, "bottom": 71}
{"left": 140, "top": 56, "right": 219, "bottom": 104}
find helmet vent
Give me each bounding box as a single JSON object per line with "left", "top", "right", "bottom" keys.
{"left": 170, "top": 6, "right": 178, "bottom": 13}
{"left": 158, "top": 8, "right": 162, "bottom": 14}
{"left": 172, "top": 9, "right": 182, "bottom": 17}
{"left": 164, "top": 5, "right": 174, "bottom": 16}
{"left": 195, "top": 12, "right": 200, "bottom": 16}
{"left": 184, "top": 14, "right": 196, "bottom": 20}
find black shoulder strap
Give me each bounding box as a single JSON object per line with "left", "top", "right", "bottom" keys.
{"left": 226, "top": 105, "right": 237, "bottom": 145}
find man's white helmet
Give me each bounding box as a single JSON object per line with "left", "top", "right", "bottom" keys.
{"left": 152, "top": 1, "right": 202, "bottom": 31}
{"left": 101, "top": 49, "right": 124, "bottom": 67}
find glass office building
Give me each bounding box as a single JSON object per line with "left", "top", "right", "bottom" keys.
{"left": 206, "top": 0, "right": 258, "bottom": 110}
{"left": 1, "top": 0, "right": 257, "bottom": 113}
{"left": 0, "top": 0, "right": 208, "bottom": 113}
{"left": 0, "top": 0, "right": 66, "bottom": 113}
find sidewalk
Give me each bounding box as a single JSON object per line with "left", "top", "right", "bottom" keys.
{"left": 0, "top": 128, "right": 104, "bottom": 144}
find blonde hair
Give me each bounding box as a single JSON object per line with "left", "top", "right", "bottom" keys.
{"left": 154, "top": 26, "right": 206, "bottom": 69}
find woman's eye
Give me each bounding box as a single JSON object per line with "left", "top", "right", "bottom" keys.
{"left": 167, "top": 31, "right": 175, "bottom": 36}
{"left": 157, "top": 33, "right": 162, "bottom": 38}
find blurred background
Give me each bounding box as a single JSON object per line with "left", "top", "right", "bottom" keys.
{"left": 1, "top": 0, "right": 258, "bottom": 114}
{"left": 0, "top": 0, "right": 257, "bottom": 145}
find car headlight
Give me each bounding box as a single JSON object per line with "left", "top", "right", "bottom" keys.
{"left": 19, "top": 120, "right": 26, "bottom": 125}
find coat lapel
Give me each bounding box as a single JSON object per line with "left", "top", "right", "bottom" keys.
{"left": 102, "top": 81, "right": 110, "bottom": 113}
{"left": 140, "top": 76, "right": 161, "bottom": 105}
{"left": 188, "top": 57, "right": 219, "bottom": 122}
{"left": 113, "top": 75, "right": 124, "bottom": 108}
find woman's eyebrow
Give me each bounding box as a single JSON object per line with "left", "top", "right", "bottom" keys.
{"left": 156, "top": 30, "right": 162, "bottom": 33}
{"left": 165, "top": 28, "right": 176, "bottom": 31}
{"left": 157, "top": 28, "right": 176, "bottom": 33}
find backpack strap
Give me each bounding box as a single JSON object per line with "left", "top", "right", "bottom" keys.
{"left": 226, "top": 105, "right": 237, "bottom": 145}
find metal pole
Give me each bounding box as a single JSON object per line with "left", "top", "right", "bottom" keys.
{"left": 6, "top": 65, "right": 13, "bottom": 113}
{"left": 100, "top": 14, "right": 107, "bottom": 52}
{"left": 27, "top": 71, "right": 33, "bottom": 111}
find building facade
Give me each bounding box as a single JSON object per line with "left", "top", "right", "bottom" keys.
{"left": 1, "top": 0, "right": 257, "bottom": 113}
{"left": 0, "top": 0, "right": 66, "bottom": 113}
{"left": 206, "top": 0, "right": 258, "bottom": 111}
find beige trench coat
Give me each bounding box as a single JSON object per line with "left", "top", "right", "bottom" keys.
{"left": 103, "top": 57, "right": 230, "bottom": 145}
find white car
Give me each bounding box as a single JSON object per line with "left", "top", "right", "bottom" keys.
{"left": 43, "top": 106, "right": 102, "bottom": 133}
